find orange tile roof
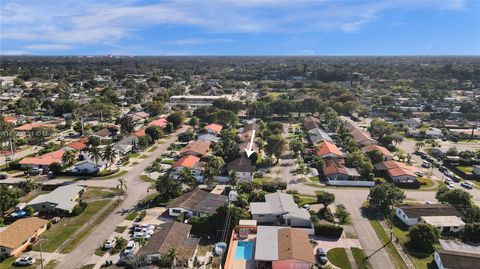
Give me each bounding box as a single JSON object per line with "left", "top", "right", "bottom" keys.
{"left": 14, "top": 123, "right": 54, "bottom": 131}
{"left": 180, "top": 140, "right": 211, "bottom": 156}
{"left": 0, "top": 217, "right": 48, "bottom": 249}
{"left": 65, "top": 140, "right": 88, "bottom": 151}
{"left": 204, "top": 123, "right": 223, "bottom": 133}
{"left": 315, "top": 141, "right": 342, "bottom": 157}
{"left": 363, "top": 144, "right": 393, "bottom": 157}
{"left": 174, "top": 155, "right": 201, "bottom": 168}
{"left": 147, "top": 118, "right": 168, "bottom": 128}
{"left": 323, "top": 159, "right": 347, "bottom": 176}
{"left": 19, "top": 149, "right": 65, "bottom": 166}
{"left": 382, "top": 160, "right": 407, "bottom": 170}
{"left": 388, "top": 167, "right": 417, "bottom": 177}
{"left": 132, "top": 128, "right": 147, "bottom": 137}
{"left": 3, "top": 116, "right": 17, "bottom": 124}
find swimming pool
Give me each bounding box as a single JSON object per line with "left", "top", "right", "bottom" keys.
{"left": 235, "top": 241, "right": 254, "bottom": 260}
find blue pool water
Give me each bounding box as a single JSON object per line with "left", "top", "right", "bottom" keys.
{"left": 235, "top": 241, "right": 254, "bottom": 260}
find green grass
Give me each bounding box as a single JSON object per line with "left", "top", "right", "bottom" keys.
{"left": 98, "top": 170, "right": 128, "bottom": 179}
{"left": 161, "top": 159, "right": 174, "bottom": 164}
{"left": 327, "top": 248, "right": 352, "bottom": 269}
{"left": 125, "top": 211, "right": 138, "bottom": 221}
{"left": 129, "top": 153, "right": 140, "bottom": 158}
{"left": 417, "top": 177, "right": 435, "bottom": 189}
{"left": 196, "top": 239, "right": 215, "bottom": 257}
{"left": 295, "top": 195, "right": 317, "bottom": 206}
{"left": 139, "top": 155, "right": 148, "bottom": 159}
{"left": 6, "top": 169, "right": 21, "bottom": 174}
{"left": 456, "top": 165, "right": 473, "bottom": 174}
{"left": 79, "top": 265, "right": 95, "bottom": 269}
{"left": 33, "top": 200, "right": 111, "bottom": 252}
{"left": 351, "top": 247, "right": 370, "bottom": 269}
{"left": 60, "top": 200, "right": 118, "bottom": 253}
{"left": 147, "top": 145, "right": 159, "bottom": 152}
{"left": 94, "top": 246, "right": 107, "bottom": 257}
{"left": 139, "top": 174, "right": 154, "bottom": 182}
{"left": 45, "top": 259, "right": 59, "bottom": 269}
{"left": 369, "top": 219, "right": 408, "bottom": 269}
{"left": 82, "top": 188, "right": 117, "bottom": 200}
{"left": 115, "top": 226, "right": 127, "bottom": 233}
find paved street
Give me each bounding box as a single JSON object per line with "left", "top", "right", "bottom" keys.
{"left": 54, "top": 126, "right": 188, "bottom": 268}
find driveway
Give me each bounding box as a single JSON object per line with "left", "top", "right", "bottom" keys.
{"left": 54, "top": 126, "right": 188, "bottom": 268}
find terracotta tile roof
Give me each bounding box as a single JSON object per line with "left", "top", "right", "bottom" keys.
{"left": 0, "top": 217, "right": 48, "bottom": 249}
{"left": 204, "top": 123, "right": 223, "bottom": 133}
{"left": 351, "top": 129, "right": 377, "bottom": 144}
{"left": 134, "top": 111, "right": 150, "bottom": 119}
{"left": 19, "top": 149, "right": 65, "bottom": 166}
{"left": 14, "top": 123, "right": 54, "bottom": 131}
{"left": 147, "top": 118, "right": 168, "bottom": 128}
{"left": 315, "top": 141, "right": 342, "bottom": 157}
{"left": 180, "top": 140, "right": 211, "bottom": 156}
{"left": 388, "top": 167, "right": 416, "bottom": 177}
{"left": 3, "top": 116, "right": 17, "bottom": 124}
{"left": 277, "top": 228, "right": 315, "bottom": 263}
{"left": 132, "top": 128, "right": 146, "bottom": 137}
{"left": 303, "top": 116, "right": 321, "bottom": 131}
{"left": 363, "top": 144, "right": 393, "bottom": 157}
{"left": 323, "top": 159, "right": 347, "bottom": 176}
{"left": 376, "top": 160, "right": 407, "bottom": 170}
{"left": 173, "top": 155, "right": 201, "bottom": 169}
{"left": 65, "top": 140, "right": 88, "bottom": 151}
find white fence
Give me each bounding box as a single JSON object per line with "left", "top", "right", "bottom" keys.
{"left": 326, "top": 179, "right": 375, "bottom": 187}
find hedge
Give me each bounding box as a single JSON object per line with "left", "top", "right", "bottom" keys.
{"left": 314, "top": 223, "right": 344, "bottom": 237}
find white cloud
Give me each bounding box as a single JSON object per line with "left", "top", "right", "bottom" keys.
{"left": 165, "top": 38, "right": 234, "bottom": 45}
{"left": 0, "top": 0, "right": 470, "bottom": 53}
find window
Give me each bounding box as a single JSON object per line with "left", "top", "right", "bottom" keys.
{"left": 172, "top": 209, "right": 181, "bottom": 214}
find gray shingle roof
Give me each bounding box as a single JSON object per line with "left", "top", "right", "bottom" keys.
{"left": 27, "top": 185, "right": 85, "bottom": 212}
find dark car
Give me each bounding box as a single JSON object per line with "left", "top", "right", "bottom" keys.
{"left": 316, "top": 248, "right": 328, "bottom": 265}
{"left": 0, "top": 174, "right": 7, "bottom": 180}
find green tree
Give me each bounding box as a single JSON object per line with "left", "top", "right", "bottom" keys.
{"left": 167, "top": 112, "right": 186, "bottom": 129}
{"left": 462, "top": 223, "right": 480, "bottom": 243}
{"left": 436, "top": 187, "right": 472, "bottom": 209}
{"left": 0, "top": 185, "right": 19, "bottom": 216}
{"left": 188, "top": 116, "right": 200, "bottom": 127}
{"left": 203, "top": 156, "right": 225, "bottom": 185}
{"left": 146, "top": 101, "right": 164, "bottom": 116}
{"left": 179, "top": 168, "right": 197, "bottom": 190}
{"left": 265, "top": 134, "right": 286, "bottom": 163}
{"left": 366, "top": 150, "right": 384, "bottom": 164}
{"left": 102, "top": 145, "right": 118, "bottom": 170}
{"left": 156, "top": 174, "right": 182, "bottom": 200}
{"left": 61, "top": 150, "right": 77, "bottom": 167}
{"left": 118, "top": 115, "right": 135, "bottom": 134}
{"left": 113, "top": 236, "right": 128, "bottom": 252}
{"left": 88, "top": 146, "right": 102, "bottom": 165}
{"left": 145, "top": 126, "right": 163, "bottom": 141}
{"left": 462, "top": 205, "right": 480, "bottom": 223}
{"left": 407, "top": 224, "right": 439, "bottom": 253}
{"left": 164, "top": 122, "right": 174, "bottom": 133}
{"left": 117, "top": 178, "right": 127, "bottom": 192}
{"left": 316, "top": 190, "right": 335, "bottom": 209}
{"left": 368, "top": 183, "right": 405, "bottom": 213}
{"left": 289, "top": 139, "right": 304, "bottom": 157}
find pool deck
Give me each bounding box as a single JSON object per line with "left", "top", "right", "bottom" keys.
{"left": 224, "top": 234, "right": 257, "bottom": 269}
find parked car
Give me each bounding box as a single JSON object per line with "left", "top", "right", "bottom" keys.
{"left": 316, "top": 248, "right": 328, "bottom": 265}
{"left": 451, "top": 175, "right": 461, "bottom": 183}
{"left": 421, "top": 161, "right": 430, "bottom": 168}
{"left": 460, "top": 182, "right": 473, "bottom": 189}
{"left": 439, "top": 166, "right": 448, "bottom": 173}
{"left": 133, "top": 231, "right": 150, "bottom": 240}
{"left": 6, "top": 155, "right": 16, "bottom": 161}
{"left": 104, "top": 238, "right": 117, "bottom": 249}
{"left": 0, "top": 174, "right": 7, "bottom": 180}
{"left": 15, "top": 256, "right": 36, "bottom": 266}
{"left": 123, "top": 241, "right": 136, "bottom": 255}
{"left": 301, "top": 204, "right": 311, "bottom": 210}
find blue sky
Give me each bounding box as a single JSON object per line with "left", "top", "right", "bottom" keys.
{"left": 1, "top": 0, "right": 479, "bottom": 55}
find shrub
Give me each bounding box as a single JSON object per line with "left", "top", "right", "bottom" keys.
{"left": 46, "top": 222, "right": 52, "bottom": 229}
{"left": 137, "top": 210, "right": 146, "bottom": 221}
{"left": 335, "top": 204, "right": 350, "bottom": 224}
{"left": 25, "top": 244, "right": 32, "bottom": 251}
{"left": 314, "top": 223, "right": 344, "bottom": 238}
{"left": 71, "top": 201, "right": 88, "bottom": 216}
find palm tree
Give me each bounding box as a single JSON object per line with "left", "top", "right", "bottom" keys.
{"left": 117, "top": 178, "right": 127, "bottom": 192}
{"left": 179, "top": 168, "right": 196, "bottom": 190}
{"left": 61, "top": 150, "right": 77, "bottom": 167}
{"left": 102, "top": 145, "right": 118, "bottom": 170}
{"left": 88, "top": 146, "right": 102, "bottom": 165}
{"left": 415, "top": 141, "right": 425, "bottom": 151}
{"left": 228, "top": 170, "right": 238, "bottom": 186}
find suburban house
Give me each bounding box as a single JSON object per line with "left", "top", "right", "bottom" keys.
{"left": 323, "top": 159, "right": 360, "bottom": 181}
{"left": 308, "top": 128, "right": 333, "bottom": 144}
{"left": 113, "top": 135, "right": 139, "bottom": 155}
{"left": 91, "top": 126, "right": 119, "bottom": 141}
{"left": 19, "top": 149, "right": 65, "bottom": 170}
{"left": 197, "top": 133, "right": 220, "bottom": 143}
{"left": 204, "top": 123, "right": 223, "bottom": 134}
{"left": 315, "top": 140, "right": 343, "bottom": 158}
{"left": 132, "top": 128, "right": 147, "bottom": 138}
{"left": 362, "top": 144, "right": 394, "bottom": 161}
{"left": 138, "top": 222, "right": 199, "bottom": 267}
{"left": 434, "top": 249, "right": 480, "bottom": 269}
{"left": 172, "top": 155, "right": 204, "bottom": 180}
{"left": 147, "top": 118, "right": 168, "bottom": 128}
{"left": 131, "top": 111, "right": 150, "bottom": 122}
{"left": 26, "top": 185, "right": 86, "bottom": 215}
{"left": 303, "top": 116, "right": 321, "bottom": 131}
{"left": 70, "top": 159, "right": 106, "bottom": 174}
{"left": 14, "top": 123, "right": 54, "bottom": 137}
{"left": 167, "top": 188, "right": 227, "bottom": 217}
{"left": 395, "top": 204, "right": 464, "bottom": 233}
{"left": 250, "top": 193, "right": 312, "bottom": 230}
{"left": 407, "top": 127, "right": 443, "bottom": 138}
{"left": 63, "top": 137, "right": 89, "bottom": 151}
{"left": 227, "top": 156, "right": 256, "bottom": 182}
{"left": 375, "top": 160, "right": 418, "bottom": 184}
{"left": 350, "top": 128, "right": 378, "bottom": 146}
{"left": 0, "top": 217, "right": 48, "bottom": 257}
{"left": 179, "top": 140, "right": 211, "bottom": 158}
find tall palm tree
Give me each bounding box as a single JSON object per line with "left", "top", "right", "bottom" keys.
{"left": 179, "top": 168, "right": 196, "bottom": 190}
{"left": 117, "top": 178, "right": 127, "bottom": 192}
{"left": 88, "top": 146, "right": 102, "bottom": 165}
{"left": 102, "top": 145, "right": 117, "bottom": 170}
{"left": 61, "top": 150, "right": 77, "bottom": 167}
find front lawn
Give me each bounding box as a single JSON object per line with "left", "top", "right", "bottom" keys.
{"left": 115, "top": 226, "right": 127, "bottom": 233}
{"left": 369, "top": 219, "right": 408, "bottom": 269}
{"left": 33, "top": 200, "right": 111, "bottom": 252}
{"left": 456, "top": 166, "right": 473, "bottom": 174}
{"left": 327, "top": 248, "right": 352, "bottom": 269}
{"left": 351, "top": 247, "right": 370, "bottom": 269}
{"left": 125, "top": 211, "right": 138, "bottom": 221}
{"left": 417, "top": 177, "right": 435, "bottom": 189}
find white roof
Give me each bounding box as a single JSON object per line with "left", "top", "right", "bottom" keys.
{"left": 255, "top": 226, "right": 280, "bottom": 261}
{"left": 422, "top": 216, "right": 465, "bottom": 227}
{"left": 250, "top": 193, "right": 310, "bottom": 220}
{"left": 27, "top": 185, "right": 85, "bottom": 212}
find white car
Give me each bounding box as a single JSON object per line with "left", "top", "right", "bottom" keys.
{"left": 446, "top": 182, "right": 455, "bottom": 189}
{"left": 301, "top": 204, "right": 311, "bottom": 210}
{"left": 15, "top": 256, "right": 36, "bottom": 265}
{"left": 461, "top": 182, "right": 473, "bottom": 189}
{"left": 6, "top": 155, "right": 16, "bottom": 161}
{"left": 103, "top": 238, "right": 117, "bottom": 249}
{"left": 123, "top": 240, "right": 136, "bottom": 255}
{"left": 133, "top": 232, "right": 151, "bottom": 239}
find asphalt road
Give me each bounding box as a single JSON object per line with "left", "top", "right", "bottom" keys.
{"left": 55, "top": 126, "right": 188, "bottom": 269}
